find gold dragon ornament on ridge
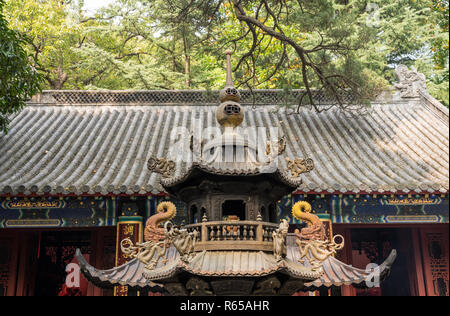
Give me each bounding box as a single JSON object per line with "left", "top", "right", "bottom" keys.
{"left": 120, "top": 201, "right": 198, "bottom": 271}
{"left": 292, "top": 201, "right": 344, "bottom": 271}
{"left": 285, "top": 158, "right": 314, "bottom": 178}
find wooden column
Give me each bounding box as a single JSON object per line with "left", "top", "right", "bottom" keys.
{"left": 0, "top": 231, "right": 19, "bottom": 296}
{"left": 411, "top": 228, "right": 427, "bottom": 296}
{"left": 319, "top": 215, "right": 334, "bottom": 296}
{"left": 114, "top": 216, "right": 143, "bottom": 296}
{"left": 14, "top": 232, "right": 39, "bottom": 296}
{"left": 332, "top": 225, "right": 355, "bottom": 296}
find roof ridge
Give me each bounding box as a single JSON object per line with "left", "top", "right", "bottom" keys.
{"left": 419, "top": 90, "right": 449, "bottom": 126}
{"left": 28, "top": 89, "right": 356, "bottom": 106}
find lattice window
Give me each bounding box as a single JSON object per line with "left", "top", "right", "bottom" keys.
{"left": 35, "top": 90, "right": 355, "bottom": 106}
{"left": 425, "top": 232, "right": 449, "bottom": 296}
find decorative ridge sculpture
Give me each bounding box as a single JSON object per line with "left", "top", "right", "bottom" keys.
{"left": 216, "top": 50, "right": 243, "bottom": 128}
{"left": 394, "top": 64, "right": 427, "bottom": 98}
{"left": 220, "top": 49, "right": 241, "bottom": 103}
{"left": 121, "top": 202, "right": 197, "bottom": 271}
{"left": 293, "top": 201, "right": 344, "bottom": 271}
{"left": 77, "top": 195, "right": 396, "bottom": 295}
{"left": 292, "top": 201, "right": 326, "bottom": 241}
{"left": 144, "top": 201, "right": 177, "bottom": 242}
{"left": 272, "top": 219, "right": 289, "bottom": 262}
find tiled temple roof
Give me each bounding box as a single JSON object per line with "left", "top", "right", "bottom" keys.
{"left": 0, "top": 89, "right": 448, "bottom": 196}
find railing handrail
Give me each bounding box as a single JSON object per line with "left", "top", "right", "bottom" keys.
{"left": 183, "top": 220, "right": 280, "bottom": 252}
{"left": 184, "top": 220, "right": 279, "bottom": 228}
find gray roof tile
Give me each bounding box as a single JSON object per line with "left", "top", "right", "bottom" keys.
{"left": 0, "top": 92, "right": 448, "bottom": 195}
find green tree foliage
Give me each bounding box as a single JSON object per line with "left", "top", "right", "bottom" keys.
{"left": 4, "top": 0, "right": 86, "bottom": 89}
{"left": 426, "top": 0, "right": 449, "bottom": 106}
{"left": 430, "top": 0, "right": 449, "bottom": 68}
{"left": 3, "top": 0, "right": 448, "bottom": 107}
{"left": 0, "top": 0, "right": 41, "bottom": 133}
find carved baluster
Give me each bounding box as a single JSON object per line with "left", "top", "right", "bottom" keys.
{"left": 268, "top": 228, "right": 274, "bottom": 242}
{"left": 249, "top": 225, "right": 254, "bottom": 240}
{"left": 237, "top": 225, "right": 241, "bottom": 240}
{"left": 233, "top": 224, "right": 238, "bottom": 240}
{"left": 216, "top": 225, "right": 221, "bottom": 241}
{"left": 210, "top": 226, "right": 215, "bottom": 241}
{"left": 243, "top": 225, "right": 248, "bottom": 240}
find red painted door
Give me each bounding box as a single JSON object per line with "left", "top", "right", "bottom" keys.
{"left": 420, "top": 225, "right": 449, "bottom": 296}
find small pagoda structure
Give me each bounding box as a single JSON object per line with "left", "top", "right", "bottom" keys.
{"left": 76, "top": 51, "right": 396, "bottom": 296}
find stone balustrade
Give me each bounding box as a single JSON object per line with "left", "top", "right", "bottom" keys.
{"left": 184, "top": 220, "right": 279, "bottom": 252}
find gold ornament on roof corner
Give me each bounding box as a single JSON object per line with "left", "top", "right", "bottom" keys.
{"left": 120, "top": 201, "right": 177, "bottom": 270}
{"left": 119, "top": 201, "right": 198, "bottom": 270}
{"left": 285, "top": 157, "right": 314, "bottom": 178}
{"left": 120, "top": 237, "right": 170, "bottom": 270}
{"left": 292, "top": 201, "right": 325, "bottom": 241}
{"left": 144, "top": 201, "right": 177, "bottom": 242}
{"left": 147, "top": 156, "right": 176, "bottom": 177}
{"left": 292, "top": 201, "right": 344, "bottom": 271}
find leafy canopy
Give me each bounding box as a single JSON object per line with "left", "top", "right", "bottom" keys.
{"left": 2, "top": 0, "right": 449, "bottom": 108}
{"left": 0, "top": 0, "right": 42, "bottom": 133}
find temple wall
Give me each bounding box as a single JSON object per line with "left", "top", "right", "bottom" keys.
{"left": 0, "top": 193, "right": 448, "bottom": 296}
{"left": 0, "top": 193, "right": 447, "bottom": 229}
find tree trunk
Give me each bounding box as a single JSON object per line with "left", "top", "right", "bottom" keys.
{"left": 49, "top": 67, "right": 68, "bottom": 90}
{"left": 185, "top": 55, "right": 191, "bottom": 88}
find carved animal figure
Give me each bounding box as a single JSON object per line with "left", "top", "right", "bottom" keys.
{"left": 147, "top": 156, "right": 176, "bottom": 177}
{"left": 144, "top": 201, "right": 177, "bottom": 242}
{"left": 186, "top": 277, "right": 213, "bottom": 296}
{"left": 292, "top": 201, "right": 344, "bottom": 270}
{"left": 120, "top": 238, "right": 169, "bottom": 270}
{"left": 292, "top": 201, "right": 326, "bottom": 241}
{"left": 253, "top": 277, "right": 281, "bottom": 295}
{"left": 166, "top": 222, "right": 198, "bottom": 262}
{"left": 296, "top": 235, "right": 344, "bottom": 270}
{"left": 272, "top": 219, "right": 289, "bottom": 261}
{"left": 394, "top": 65, "right": 426, "bottom": 98}
{"left": 285, "top": 158, "right": 314, "bottom": 178}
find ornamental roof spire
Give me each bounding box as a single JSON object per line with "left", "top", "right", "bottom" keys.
{"left": 219, "top": 49, "right": 241, "bottom": 103}
{"left": 225, "top": 49, "right": 234, "bottom": 87}
{"left": 217, "top": 50, "right": 243, "bottom": 128}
